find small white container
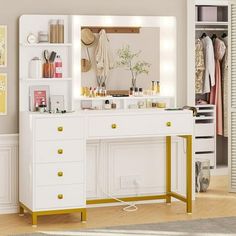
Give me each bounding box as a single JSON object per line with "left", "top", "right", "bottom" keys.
{"left": 29, "top": 57, "right": 42, "bottom": 78}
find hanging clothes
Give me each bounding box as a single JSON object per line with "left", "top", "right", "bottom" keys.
{"left": 201, "top": 36, "right": 215, "bottom": 93}
{"left": 222, "top": 36, "right": 228, "bottom": 137}
{"left": 95, "top": 29, "right": 114, "bottom": 82}
{"left": 210, "top": 38, "right": 226, "bottom": 136}
{"left": 195, "top": 39, "right": 205, "bottom": 94}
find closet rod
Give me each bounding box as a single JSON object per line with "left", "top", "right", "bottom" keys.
{"left": 196, "top": 28, "right": 228, "bottom": 31}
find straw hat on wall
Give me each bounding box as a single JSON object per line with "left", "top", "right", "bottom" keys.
{"left": 81, "top": 28, "right": 95, "bottom": 46}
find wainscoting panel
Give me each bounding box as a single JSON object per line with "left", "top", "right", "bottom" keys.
{"left": 0, "top": 135, "right": 18, "bottom": 214}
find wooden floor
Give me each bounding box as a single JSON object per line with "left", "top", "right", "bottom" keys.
{"left": 1, "top": 175, "right": 236, "bottom": 236}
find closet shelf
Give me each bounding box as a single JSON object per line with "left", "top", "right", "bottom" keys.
{"left": 20, "top": 43, "right": 72, "bottom": 47}
{"left": 195, "top": 21, "right": 228, "bottom": 26}
{"left": 20, "top": 78, "right": 72, "bottom": 82}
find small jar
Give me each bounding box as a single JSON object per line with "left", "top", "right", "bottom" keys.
{"left": 111, "top": 102, "right": 117, "bottom": 109}
{"left": 104, "top": 100, "right": 111, "bottom": 109}
{"left": 29, "top": 57, "right": 42, "bottom": 78}
{"left": 38, "top": 104, "right": 46, "bottom": 113}
{"left": 38, "top": 31, "right": 49, "bottom": 43}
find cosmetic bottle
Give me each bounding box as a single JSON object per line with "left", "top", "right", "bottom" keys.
{"left": 139, "top": 88, "right": 143, "bottom": 96}
{"left": 104, "top": 100, "right": 111, "bottom": 109}
{"left": 134, "top": 87, "right": 139, "bottom": 96}
{"left": 57, "top": 19, "right": 64, "bottom": 43}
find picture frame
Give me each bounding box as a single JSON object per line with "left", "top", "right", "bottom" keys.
{"left": 29, "top": 85, "right": 50, "bottom": 112}
{"left": 50, "top": 95, "right": 65, "bottom": 112}
{"left": 0, "top": 73, "right": 7, "bottom": 115}
{"left": 0, "top": 25, "right": 7, "bottom": 67}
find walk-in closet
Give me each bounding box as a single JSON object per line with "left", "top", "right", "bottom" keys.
{"left": 194, "top": 1, "right": 229, "bottom": 171}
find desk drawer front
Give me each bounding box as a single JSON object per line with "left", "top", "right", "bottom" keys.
{"left": 35, "top": 184, "right": 85, "bottom": 210}
{"left": 36, "top": 162, "right": 84, "bottom": 186}
{"left": 195, "top": 123, "right": 214, "bottom": 137}
{"left": 35, "top": 117, "right": 84, "bottom": 141}
{"left": 195, "top": 138, "right": 215, "bottom": 152}
{"left": 88, "top": 114, "right": 192, "bottom": 138}
{"left": 35, "top": 140, "right": 85, "bottom": 163}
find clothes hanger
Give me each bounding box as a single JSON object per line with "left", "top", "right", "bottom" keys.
{"left": 211, "top": 34, "right": 217, "bottom": 40}
{"left": 200, "top": 32, "right": 207, "bottom": 39}
{"left": 221, "top": 32, "right": 227, "bottom": 38}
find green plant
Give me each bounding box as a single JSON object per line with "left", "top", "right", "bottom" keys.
{"left": 116, "top": 45, "right": 151, "bottom": 87}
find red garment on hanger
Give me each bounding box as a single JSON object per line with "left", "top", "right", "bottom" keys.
{"left": 209, "top": 38, "right": 226, "bottom": 136}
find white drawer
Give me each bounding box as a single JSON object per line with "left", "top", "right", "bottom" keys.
{"left": 35, "top": 184, "right": 85, "bottom": 210}
{"left": 195, "top": 123, "right": 214, "bottom": 137}
{"left": 195, "top": 153, "right": 215, "bottom": 166}
{"left": 36, "top": 162, "right": 84, "bottom": 186}
{"left": 195, "top": 138, "right": 215, "bottom": 152}
{"left": 35, "top": 117, "right": 84, "bottom": 141}
{"left": 88, "top": 113, "right": 193, "bottom": 138}
{"left": 35, "top": 140, "right": 85, "bottom": 163}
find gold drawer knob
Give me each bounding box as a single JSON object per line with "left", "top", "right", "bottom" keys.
{"left": 57, "top": 171, "right": 63, "bottom": 177}
{"left": 166, "top": 121, "right": 172, "bottom": 127}
{"left": 58, "top": 126, "right": 63, "bottom": 132}
{"left": 111, "top": 124, "right": 117, "bottom": 129}
{"left": 58, "top": 149, "right": 63, "bottom": 154}
{"left": 57, "top": 194, "right": 63, "bottom": 199}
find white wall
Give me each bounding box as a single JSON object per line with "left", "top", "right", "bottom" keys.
{"left": 82, "top": 28, "right": 160, "bottom": 90}
{"left": 0, "top": 0, "right": 187, "bottom": 134}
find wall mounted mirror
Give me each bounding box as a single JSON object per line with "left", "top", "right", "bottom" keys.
{"left": 72, "top": 16, "right": 176, "bottom": 101}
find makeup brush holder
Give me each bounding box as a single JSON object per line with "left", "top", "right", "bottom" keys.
{"left": 43, "top": 62, "right": 54, "bottom": 78}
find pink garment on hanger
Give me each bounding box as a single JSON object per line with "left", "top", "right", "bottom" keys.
{"left": 210, "top": 38, "right": 226, "bottom": 135}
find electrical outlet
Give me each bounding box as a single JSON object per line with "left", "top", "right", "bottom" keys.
{"left": 120, "top": 175, "right": 142, "bottom": 189}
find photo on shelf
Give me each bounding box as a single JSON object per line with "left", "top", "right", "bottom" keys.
{"left": 0, "top": 25, "right": 7, "bottom": 67}
{"left": 29, "top": 85, "right": 50, "bottom": 112}
{"left": 0, "top": 73, "right": 7, "bottom": 115}
{"left": 50, "top": 95, "right": 65, "bottom": 112}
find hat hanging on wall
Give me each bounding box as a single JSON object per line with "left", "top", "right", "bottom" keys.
{"left": 81, "top": 28, "right": 95, "bottom": 46}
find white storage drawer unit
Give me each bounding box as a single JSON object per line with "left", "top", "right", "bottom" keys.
{"left": 195, "top": 154, "right": 215, "bottom": 166}
{"left": 35, "top": 117, "right": 84, "bottom": 140}
{"left": 36, "top": 162, "right": 84, "bottom": 186}
{"left": 35, "top": 184, "right": 85, "bottom": 210}
{"left": 195, "top": 123, "right": 214, "bottom": 137}
{"left": 195, "top": 138, "right": 215, "bottom": 152}
{"left": 88, "top": 113, "right": 192, "bottom": 138}
{"left": 35, "top": 140, "right": 85, "bottom": 163}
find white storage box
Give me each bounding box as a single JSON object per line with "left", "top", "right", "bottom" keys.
{"left": 198, "top": 6, "right": 217, "bottom": 22}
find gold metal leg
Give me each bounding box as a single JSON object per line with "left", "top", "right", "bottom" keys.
{"left": 19, "top": 205, "right": 24, "bottom": 216}
{"left": 186, "top": 135, "right": 192, "bottom": 214}
{"left": 166, "top": 136, "right": 171, "bottom": 204}
{"left": 81, "top": 209, "right": 87, "bottom": 223}
{"left": 32, "top": 213, "right": 37, "bottom": 227}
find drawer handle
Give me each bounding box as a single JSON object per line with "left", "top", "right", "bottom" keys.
{"left": 58, "top": 127, "right": 63, "bottom": 132}
{"left": 57, "top": 171, "right": 63, "bottom": 177}
{"left": 57, "top": 194, "right": 63, "bottom": 199}
{"left": 166, "top": 121, "right": 172, "bottom": 127}
{"left": 58, "top": 149, "right": 63, "bottom": 154}
{"left": 111, "top": 124, "right": 117, "bottom": 129}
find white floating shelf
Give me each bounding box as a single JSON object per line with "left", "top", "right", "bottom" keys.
{"left": 195, "top": 21, "right": 228, "bottom": 26}
{"left": 21, "top": 77, "right": 72, "bottom": 82}
{"left": 78, "top": 95, "right": 173, "bottom": 101}
{"left": 20, "top": 43, "right": 72, "bottom": 47}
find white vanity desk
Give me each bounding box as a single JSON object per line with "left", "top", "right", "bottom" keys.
{"left": 19, "top": 109, "right": 193, "bottom": 226}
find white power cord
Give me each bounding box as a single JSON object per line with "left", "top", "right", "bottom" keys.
{"left": 99, "top": 187, "right": 138, "bottom": 212}
{"left": 97, "top": 140, "right": 138, "bottom": 212}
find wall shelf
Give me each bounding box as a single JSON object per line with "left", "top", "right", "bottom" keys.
{"left": 20, "top": 43, "right": 72, "bottom": 47}
{"left": 20, "top": 77, "right": 72, "bottom": 82}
